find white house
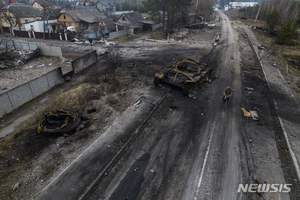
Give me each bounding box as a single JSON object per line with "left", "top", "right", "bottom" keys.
{"left": 25, "top": 19, "right": 57, "bottom": 32}
{"left": 229, "top": 2, "right": 259, "bottom": 8}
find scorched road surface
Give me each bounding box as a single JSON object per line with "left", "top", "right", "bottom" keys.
{"left": 36, "top": 12, "right": 295, "bottom": 200}
{"left": 86, "top": 12, "right": 249, "bottom": 200}
{"left": 85, "top": 12, "right": 293, "bottom": 200}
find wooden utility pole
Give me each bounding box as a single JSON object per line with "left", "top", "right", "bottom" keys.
{"left": 43, "top": 8, "right": 45, "bottom": 39}
{"left": 255, "top": 0, "right": 263, "bottom": 22}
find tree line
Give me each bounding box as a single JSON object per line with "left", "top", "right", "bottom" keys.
{"left": 142, "top": 0, "right": 214, "bottom": 37}
{"left": 241, "top": 0, "right": 300, "bottom": 44}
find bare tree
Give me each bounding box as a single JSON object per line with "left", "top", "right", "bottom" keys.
{"left": 261, "top": 0, "right": 300, "bottom": 23}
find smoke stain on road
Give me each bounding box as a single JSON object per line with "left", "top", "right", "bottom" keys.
{"left": 109, "top": 153, "right": 151, "bottom": 200}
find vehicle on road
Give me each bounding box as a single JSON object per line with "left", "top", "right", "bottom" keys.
{"left": 154, "top": 58, "right": 212, "bottom": 95}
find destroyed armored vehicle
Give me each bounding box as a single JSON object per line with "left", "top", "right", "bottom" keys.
{"left": 37, "top": 109, "right": 81, "bottom": 136}
{"left": 154, "top": 58, "right": 212, "bottom": 95}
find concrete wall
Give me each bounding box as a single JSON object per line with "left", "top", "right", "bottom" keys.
{"left": 0, "top": 39, "right": 39, "bottom": 51}
{"left": 0, "top": 40, "right": 62, "bottom": 58}
{"left": 39, "top": 45, "right": 63, "bottom": 58}
{"left": 72, "top": 50, "right": 97, "bottom": 74}
{"left": 14, "top": 40, "right": 39, "bottom": 50}
{"left": 0, "top": 48, "right": 98, "bottom": 118}
{"left": 109, "top": 29, "right": 127, "bottom": 39}
{"left": 0, "top": 68, "right": 63, "bottom": 118}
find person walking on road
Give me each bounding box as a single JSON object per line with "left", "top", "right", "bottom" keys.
{"left": 223, "top": 86, "right": 232, "bottom": 102}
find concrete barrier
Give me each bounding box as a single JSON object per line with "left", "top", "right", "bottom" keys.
{"left": 39, "top": 45, "right": 63, "bottom": 58}
{"left": 14, "top": 40, "right": 39, "bottom": 50}
{"left": 72, "top": 50, "right": 97, "bottom": 74}
{"left": 0, "top": 68, "right": 63, "bottom": 118}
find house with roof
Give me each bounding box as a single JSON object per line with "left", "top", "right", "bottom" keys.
{"left": 30, "top": 1, "right": 59, "bottom": 20}
{"left": 24, "top": 19, "right": 57, "bottom": 33}
{"left": 76, "top": 6, "right": 97, "bottom": 10}
{"left": 96, "top": 1, "right": 116, "bottom": 13}
{"left": 0, "top": 0, "right": 17, "bottom": 6}
{"left": 99, "top": 17, "right": 114, "bottom": 32}
{"left": 0, "top": 5, "right": 42, "bottom": 33}
{"left": 30, "top": 1, "right": 56, "bottom": 11}
{"left": 115, "top": 11, "right": 143, "bottom": 33}
{"left": 57, "top": 9, "right": 107, "bottom": 31}
{"left": 114, "top": 11, "right": 157, "bottom": 34}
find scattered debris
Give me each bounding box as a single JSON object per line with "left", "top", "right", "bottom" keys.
{"left": 149, "top": 169, "right": 154, "bottom": 173}
{"left": 12, "top": 181, "right": 22, "bottom": 190}
{"left": 250, "top": 110, "right": 259, "bottom": 120}
{"left": 258, "top": 45, "right": 267, "bottom": 50}
{"left": 163, "top": 114, "right": 167, "bottom": 119}
{"left": 134, "top": 96, "right": 143, "bottom": 108}
{"left": 37, "top": 64, "right": 45, "bottom": 68}
{"left": 245, "top": 87, "right": 254, "bottom": 91}
{"left": 241, "top": 107, "right": 251, "bottom": 117}
{"left": 184, "top": 22, "right": 204, "bottom": 29}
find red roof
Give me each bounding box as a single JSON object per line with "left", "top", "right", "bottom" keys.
{"left": 4, "top": 0, "right": 17, "bottom": 4}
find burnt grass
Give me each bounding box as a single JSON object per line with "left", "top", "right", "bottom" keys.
{"left": 0, "top": 45, "right": 200, "bottom": 198}
{"left": 239, "top": 28, "right": 300, "bottom": 199}
{"left": 0, "top": 57, "right": 156, "bottom": 198}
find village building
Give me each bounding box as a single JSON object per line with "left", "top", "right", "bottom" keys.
{"left": 57, "top": 9, "right": 107, "bottom": 31}
{"left": 0, "top": 4, "right": 42, "bottom": 33}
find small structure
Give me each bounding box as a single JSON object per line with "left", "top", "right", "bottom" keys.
{"left": 24, "top": 19, "right": 58, "bottom": 32}
{"left": 57, "top": 9, "right": 107, "bottom": 31}
{"left": 0, "top": 0, "right": 17, "bottom": 5}
{"left": 115, "top": 11, "right": 157, "bottom": 33}
{"left": 99, "top": 17, "right": 115, "bottom": 32}
{"left": 229, "top": 2, "right": 259, "bottom": 8}
{"left": 30, "top": 1, "right": 57, "bottom": 11}
{"left": 115, "top": 11, "right": 143, "bottom": 34}
{"left": 76, "top": 0, "right": 97, "bottom": 7}
{"left": 76, "top": 6, "right": 97, "bottom": 10}
{"left": 0, "top": 5, "right": 42, "bottom": 34}
{"left": 96, "top": 1, "right": 116, "bottom": 13}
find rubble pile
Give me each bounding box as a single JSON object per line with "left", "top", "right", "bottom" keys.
{"left": 0, "top": 48, "right": 40, "bottom": 69}
{"left": 170, "top": 28, "right": 189, "bottom": 41}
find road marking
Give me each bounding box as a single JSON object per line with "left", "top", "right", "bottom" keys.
{"left": 276, "top": 68, "right": 300, "bottom": 108}
{"left": 244, "top": 27, "right": 300, "bottom": 181}
{"left": 194, "top": 121, "right": 216, "bottom": 200}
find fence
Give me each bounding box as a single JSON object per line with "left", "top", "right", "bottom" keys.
{"left": 72, "top": 50, "right": 97, "bottom": 74}
{"left": 0, "top": 39, "right": 38, "bottom": 51}
{"left": 39, "top": 45, "right": 63, "bottom": 58}
{"left": 0, "top": 39, "right": 62, "bottom": 57}
{"left": 0, "top": 68, "right": 63, "bottom": 117}
{"left": 14, "top": 40, "right": 39, "bottom": 50}
{"left": 109, "top": 30, "right": 127, "bottom": 39}
{"left": 13, "top": 30, "right": 71, "bottom": 41}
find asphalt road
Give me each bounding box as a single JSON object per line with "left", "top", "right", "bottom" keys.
{"left": 86, "top": 12, "right": 249, "bottom": 200}
{"left": 35, "top": 11, "right": 298, "bottom": 200}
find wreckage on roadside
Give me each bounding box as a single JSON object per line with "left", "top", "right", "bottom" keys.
{"left": 37, "top": 109, "right": 81, "bottom": 136}
{"left": 154, "top": 58, "right": 212, "bottom": 95}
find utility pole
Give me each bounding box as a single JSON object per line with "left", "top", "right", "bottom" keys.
{"left": 43, "top": 8, "right": 45, "bottom": 39}
{"left": 255, "top": 0, "right": 263, "bottom": 22}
